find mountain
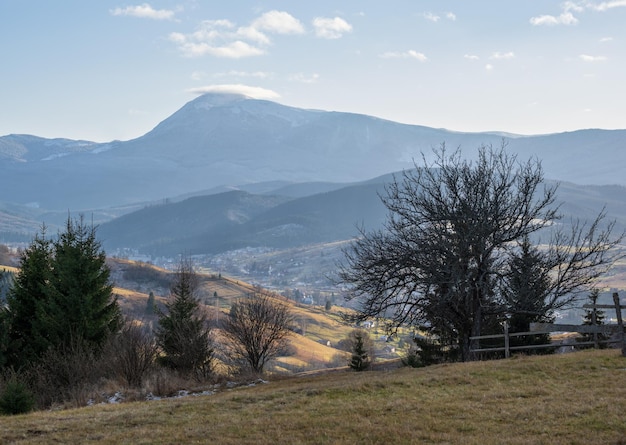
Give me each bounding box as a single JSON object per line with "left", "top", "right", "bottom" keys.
{"left": 98, "top": 171, "right": 626, "bottom": 260}
{"left": 99, "top": 177, "right": 390, "bottom": 257}
{"left": 2, "top": 93, "right": 626, "bottom": 214}
{"left": 98, "top": 190, "right": 291, "bottom": 255}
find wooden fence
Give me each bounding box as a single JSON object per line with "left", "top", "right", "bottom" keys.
{"left": 470, "top": 292, "right": 626, "bottom": 358}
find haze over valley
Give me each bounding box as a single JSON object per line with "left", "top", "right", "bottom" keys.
{"left": 1, "top": 94, "right": 626, "bottom": 317}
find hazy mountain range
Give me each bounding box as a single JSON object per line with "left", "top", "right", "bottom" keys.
{"left": 1, "top": 93, "right": 626, "bottom": 256}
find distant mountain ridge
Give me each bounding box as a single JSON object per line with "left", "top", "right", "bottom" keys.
{"left": 2, "top": 93, "right": 626, "bottom": 213}
{"left": 97, "top": 172, "right": 626, "bottom": 259}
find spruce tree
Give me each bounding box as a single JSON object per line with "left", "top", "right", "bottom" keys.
{"left": 156, "top": 257, "right": 213, "bottom": 379}
{"left": 348, "top": 329, "right": 373, "bottom": 371}
{"left": 4, "top": 229, "right": 53, "bottom": 369}
{"left": 146, "top": 291, "right": 156, "bottom": 315}
{"left": 0, "top": 269, "right": 14, "bottom": 304}
{"left": 4, "top": 217, "right": 120, "bottom": 370}
{"left": 35, "top": 216, "right": 121, "bottom": 353}
{"left": 581, "top": 289, "right": 608, "bottom": 348}
{"left": 503, "top": 237, "right": 554, "bottom": 351}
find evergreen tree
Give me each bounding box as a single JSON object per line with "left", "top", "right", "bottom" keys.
{"left": 581, "top": 289, "right": 608, "bottom": 348}
{"left": 0, "top": 268, "right": 13, "bottom": 364}
{"left": 348, "top": 329, "right": 373, "bottom": 371}
{"left": 155, "top": 257, "right": 214, "bottom": 379}
{"left": 502, "top": 237, "right": 554, "bottom": 351}
{"left": 146, "top": 291, "right": 156, "bottom": 315}
{"left": 4, "top": 229, "right": 53, "bottom": 369}
{"left": 4, "top": 217, "right": 120, "bottom": 370}
{"left": 0, "top": 309, "right": 8, "bottom": 369}
{"left": 0, "top": 269, "right": 14, "bottom": 304}
{"left": 35, "top": 216, "right": 121, "bottom": 353}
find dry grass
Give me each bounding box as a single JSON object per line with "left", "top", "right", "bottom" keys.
{"left": 1, "top": 349, "right": 625, "bottom": 444}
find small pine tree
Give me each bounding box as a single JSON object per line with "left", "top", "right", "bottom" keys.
{"left": 325, "top": 300, "right": 332, "bottom": 311}
{"left": 155, "top": 257, "right": 214, "bottom": 379}
{"left": 146, "top": 291, "right": 156, "bottom": 315}
{"left": 348, "top": 329, "right": 373, "bottom": 371}
{"left": 581, "top": 289, "right": 608, "bottom": 348}
{"left": 0, "top": 377, "right": 35, "bottom": 415}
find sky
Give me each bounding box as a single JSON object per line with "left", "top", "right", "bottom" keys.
{"left": 1, "top": 1, "right": 625, "bottom": 142}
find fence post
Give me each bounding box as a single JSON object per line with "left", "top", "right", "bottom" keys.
{"left": 503, "top": 320, "right": 510, "bottom": 359}
{"left": 591, "top": 306, "right": 598, "bottom": 349}
{"left": 612, "top": 292, "right": 626, "bottom": 357}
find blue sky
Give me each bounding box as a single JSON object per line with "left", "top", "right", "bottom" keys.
{"left": 1, "top": 1, "right": 625, "bottom": 142}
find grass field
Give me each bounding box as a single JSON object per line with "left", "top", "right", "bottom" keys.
{"left": 1, "top": 349, "right": 625, "bottom": 444}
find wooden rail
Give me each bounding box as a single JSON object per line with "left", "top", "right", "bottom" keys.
{"left": 470, "top": 293, "right": 626, "bottom": 357}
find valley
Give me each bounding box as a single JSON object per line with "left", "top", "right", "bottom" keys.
{"left": 2, "top": 93, "right": 626, "bottom": 353}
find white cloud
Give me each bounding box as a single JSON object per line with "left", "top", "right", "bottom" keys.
{"left": 192, "top": 70, "right": 273, "bottom": 81}
{"left": 423, "top": 11, "right": 456, "bottom": 22}
{"left": 312, "top": 17, "right": 353, "bottom": 39}
{"left": 236, "top": 26, "right": 271, "bottom": 45}
{"left": 186, "top": 84, "right": 280, "bottom": 99}
{"left": 288, "top": 73, "right": 320, "bottom": 84}
{"left": 490, "top": 51, "right": 515, "bottom": 60}
{"left": 485, "top": 64, "right": 494, "bottom": 71}
{"left": 530, "top": 12, "right": 578, "bottom": 25}
{"left": 110, "top": 3, "right": 175, "bottom": 20}
{"left": 379, "top": 50, "right": 428, "bottom": 61}
{"left": 587, "top": 0, "right": 626, "bottom": 11}
{"left": 464, "top": 54, "right": 480, "bottom": 60}
{"left": 171, "top": 11, "right": 304, "bottom": 58}
{"left": 563, "top": 1, "right": 585, "bottom": 12}
{"left": 169, "top": 34, "right": 265, "bottom": 58}
{"left": 600, "top": 36, "right": 614, "bottom": 42}
{"left": 423, "top": 12, "right": 440, "bottom": 22}
{"left": 215, "top": 71, "right": 273, "bottom": 79}
{"left": 579, "top": 54, "right": 607, "bottom": 62}
{"left": 530, "top": 0, "right": 626, "bottom": 26}
{"left": 252, "top": 10, "right": 304, "bottom": 34}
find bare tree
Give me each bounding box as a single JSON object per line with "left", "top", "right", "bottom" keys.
{"left": 222, "top": 294, "right": 294, "bottom": 374}
{"left": 108, "top": 319, "right": 159, "bottom": 388}
{"left": 340, "top": 143, "right": 622, "bottom": 361}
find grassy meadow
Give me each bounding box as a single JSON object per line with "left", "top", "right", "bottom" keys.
{"left": 1, "top": 349, "right": 625, "bottom": 444}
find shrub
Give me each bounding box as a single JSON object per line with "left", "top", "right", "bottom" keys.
{"left": 0, "top": 377, "right": 35, "bottom": 415}
{"left": 28, "top": 339, "right": 105, "bottom": 408}
{"left": 406, "top": 335, "right": 460, "bottom": 367}
{"left": 107, "top": 320, "right": 159, "bottom": 388}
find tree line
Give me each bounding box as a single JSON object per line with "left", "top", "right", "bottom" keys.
{"left": 0, "top": 217, "right": 294, "bottom": 414}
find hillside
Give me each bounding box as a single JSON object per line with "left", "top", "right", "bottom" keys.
{"left": 99, "top": 174, "right": 626, "bottom": 259}
{"left": 94, "top": 173, "right": 626, "bottom": 299}
{"left": 105, "top": 259, "right": 384, "bottom": 371}
{"left": 1, "top": 349, "right": 624, "bottom": 444}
